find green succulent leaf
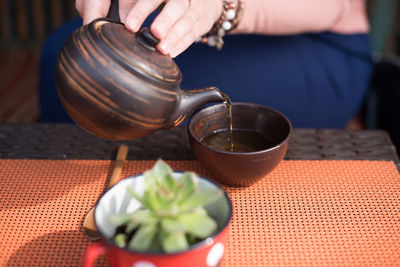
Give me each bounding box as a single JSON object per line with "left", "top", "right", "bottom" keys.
{"left": 143, "top": 171, "right": 156, "bottom": 190}
{"left": 178, "top": 212, "right": 218, "bottom": 239}
{"left": 148, "top": 233, "right": 163, "bottom": 252}
{"left": 126, "top": 221, "right": 139, "bottom": 234}
{"left": 191, "top": 206, "right": 208, "bottom": 216}
{"left": 156, "top": 192, "right": 175, "bottom": 209}
{"left": 128, "top": 224, "right": 158, "bottom": 251}
{"left": 129, "top": 210, "right": 158, "bottom": 225}
{"left": 186, "top": 233, "right": 197, "bottom": 245}
{"left": 154, "top": 162, "right": 178, "bottom": 199}
{"left": 161, "top": 232, "right": 189, "bottom": 253}
{"left": 114, "top": 233, "right": 128, "bottom": 247}
{"left": 154, "top": 159, "right": 173, "bottom": 174}
{"left": 162, "top": 172, "right": 177, "bottom": 193}
{"left": 161, "top": 217, "right": 186, "bottom": 233}
{"left": 110, "top": 210, "right": 158, "bottom": 227}
{"left": 109, "top": 213, "right": 134, "bottom": 226}
{"left": 176, "top": 172, "right": 197, "bottom": 203}
{"left": 179, "top": 189, "right": 222, "bottom": 212}
{"left": 127, "top": 186, "right": 149, "bottom": 209}
{"left": 155, "top": 203, "right": 179, "bottom": 217}
{"left": 143, "top": 189, "right": 163, "bottom": 211}
{"left": 151, "top": 159, "right": 173, "bottom": 185}
{"left": 111, "top": 160, "right": 223, "bottom": 254}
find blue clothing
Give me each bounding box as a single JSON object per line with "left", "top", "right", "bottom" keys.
{"left": 39, "top": 19, "right": 83, "bottom": 123}
{"left": 39, "top": 18, "right": 373, "bottom": 128}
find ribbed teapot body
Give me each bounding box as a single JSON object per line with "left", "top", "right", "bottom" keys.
{"left": 55, "top": 19, "right": 181, "bottom": 140}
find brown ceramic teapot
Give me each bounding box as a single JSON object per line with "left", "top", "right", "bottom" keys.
{"left": 55, "top": 1, "right": 225, "bottom": 140}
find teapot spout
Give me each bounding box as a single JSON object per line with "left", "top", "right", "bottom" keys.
{"left": 165, "top": 86, "right": 226, "bottom": 128}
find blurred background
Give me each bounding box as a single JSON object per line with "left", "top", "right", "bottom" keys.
{"left": 0, "top": 0, "right": 399, "bottom": 148}
{"left": 0, "top": 0, "right": 78, "bottom": 123}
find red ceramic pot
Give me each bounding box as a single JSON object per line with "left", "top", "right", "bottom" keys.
{"left": 84, "top": 173, "right": 232, "bottom": 267}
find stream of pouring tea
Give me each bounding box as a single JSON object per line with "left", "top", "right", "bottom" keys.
{"left": 221, "top": 93, "right": 234, "bottom": 151}
{"left": 203, "top": 93, "right": 276, "bottom": 152}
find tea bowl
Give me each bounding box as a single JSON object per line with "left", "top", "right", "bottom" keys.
{"left": 84, "top": 172, "right": 232, "bottom": 267}
{"left": 188, "top": 102, "right": 292, "bottom": 187}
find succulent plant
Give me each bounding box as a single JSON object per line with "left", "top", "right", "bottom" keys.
{"left": 110, "top": 160, "right": 222, "bottom": 253}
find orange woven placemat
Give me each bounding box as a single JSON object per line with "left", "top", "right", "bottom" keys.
{"left": 1, "top": 159, "right": 400, "bottom": 266}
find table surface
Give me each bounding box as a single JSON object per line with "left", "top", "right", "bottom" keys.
{"left": 0, "top": 123, "right": 399, "bottom": 164}
{"left": 1, "top": 123, "right": 400, "bottom": 266}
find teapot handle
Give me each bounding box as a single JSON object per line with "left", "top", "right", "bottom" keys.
{"left": 107, "top": 0, "right": 120, "bottom": 22}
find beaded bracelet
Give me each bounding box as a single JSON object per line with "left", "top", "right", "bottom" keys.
{"left": 197, "top": 0, "right": 244, "bottom": 50}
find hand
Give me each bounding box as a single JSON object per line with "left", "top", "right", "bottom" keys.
{"left": 123, "top": 0, "right": 222, "bottom": 57}
{"left": 75, "top": 0, "right": 111, "bottom": 25}
{"left": 75, "top": 0, "right": 222, "bottom": 58}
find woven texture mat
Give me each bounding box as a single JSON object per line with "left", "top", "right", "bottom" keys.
{"left": 1, "top": 160, "right": 400, "bottom": 266}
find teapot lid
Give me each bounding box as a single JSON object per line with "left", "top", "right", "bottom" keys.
{"left": 93, "top": 20, "right": 182, "bottom": 84}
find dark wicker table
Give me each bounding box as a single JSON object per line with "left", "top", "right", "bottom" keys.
{"left": 0, "top": 123, "right": 399, "bottom": 167}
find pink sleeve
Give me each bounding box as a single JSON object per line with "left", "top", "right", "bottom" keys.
{"left": 235, "top": 0, "right": 368, "bottom": 35}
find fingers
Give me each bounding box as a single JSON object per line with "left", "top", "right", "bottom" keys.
{"left": 76, "top": 0, "right": 222, "bottom": 57}
{"left": 125, "top": 0, "right": 164, "bottom": 32}
{"left": 157, "top": 9, "right": 199, "bottom": 55}
{"left": 119, "top": 0, "right": 137, "bottom": 23}
{"left": 168, "top": 22, "right": 202, "bottom": 58}
{"left": 76, "top": 0, "right": 111, "bottom": 24}
{"left": 151, "top": 0, "right": 190, "bottom": 39}
{"left": 156, "top": 0, "right": 222, "bottom": 57}
{"left": 75, "top": 0, "right": 83, "bottom": 14}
